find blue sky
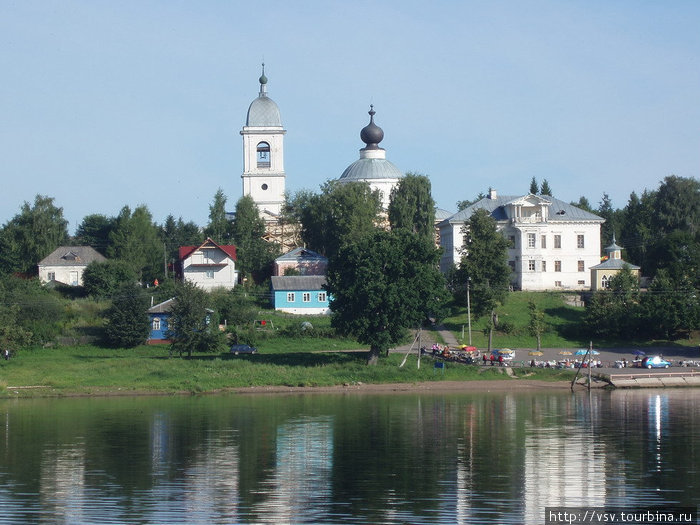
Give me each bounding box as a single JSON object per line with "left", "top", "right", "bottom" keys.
{"left": 2, "top": 1, "right": 699, "bottom": 233}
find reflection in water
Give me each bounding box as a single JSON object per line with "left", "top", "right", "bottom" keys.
{"left": 0, "top": 390, "right": 699, "bottom": 524}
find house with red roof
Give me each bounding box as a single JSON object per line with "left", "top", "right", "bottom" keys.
{"left": 176, "top": 238, "right": 238, "bottom": 291}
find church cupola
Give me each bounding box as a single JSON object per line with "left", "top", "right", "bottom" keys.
{"left": 360, "top": 105, "right": 384, "bottom": 150}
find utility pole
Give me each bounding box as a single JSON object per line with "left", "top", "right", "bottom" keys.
{"left": 466, "top": 277, "right": 472, "bottom": 345}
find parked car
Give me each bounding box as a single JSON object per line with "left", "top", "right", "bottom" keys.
{"left": 230, "top": 344, "right": 257, "bottom": 355}
{"left": 642, "top": 356, "right": 671, "bottom": 369}
{"left": 492, "top": 349, "right": 515, "bottom": 361}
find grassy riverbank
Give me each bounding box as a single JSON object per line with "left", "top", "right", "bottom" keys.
{"left": 0, "top": 343, "right": 576, "bottom": 397}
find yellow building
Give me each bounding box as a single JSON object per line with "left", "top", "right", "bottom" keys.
{"left": 589, "top": 236, "right": 640, "bottom": 291}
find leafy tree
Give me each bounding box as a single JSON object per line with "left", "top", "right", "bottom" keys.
{"left": 326, "top": 229, "right": 449, "bottom": 365}
{"left": 104, "top": 284, "right": 150, "bottom": 347}
{"left": 455, "top": 209, "right": 511, "bottom": 351}
{"left": 529, "top": 177, "right": 539, "bottom": 195}
{"left": 571, "top": 196, "right": 594, "bottom": 213}
{"left": 652, "top": 175, "right": 700, "bottom": 235}
{"left": 527, "top": 300, "right": 546, "bottom": 351}
{"left": 647, "top": 230, "right": 700, "bottom": 287}
{"left": 619, "top": 190, "right": 655, "bottom": 269}
{"left": 107, "top": 205, "right": 162, "bottom": 283}
{"left": 83, "top": 260, "right": 138, "bottom": 298}
{"left": 640, "top": 269, "right": 700, "bottom": 339}
{"left": 0, "top": 195, "right": 68, "bottom": 275}
{"left": 160, "top": 214, "right": 203, "bottom": 275}
{"left": 584, "top": 266, "right": 640, "bottom": 338}
{"left": 209, "top": 288, "right": 258, "bottom": 327}
{"left": 540, "top": 179, "right": 552, "bottom": 196}
{"left": 456, "top": 192, "right": 486, "bottom": 212}
{"left": 388, "top": 172, "right": 436, "bottom": 240}
{"left": 73, "top": 214, "right": 115, "bottom": 255}
{"left": 168, "top": 281, "right": 226, "bottom": 358}
{"left": 287, "top": 181, "right": 382, "bottom": 259}
{"left": 597, "top": 193, "right": 621, "bottom": 252}
{"left": 204, "top": 188, "right": 234, "bottom": 244}
{"left": 231, "top": 195, "right": 280, "bottom": 283}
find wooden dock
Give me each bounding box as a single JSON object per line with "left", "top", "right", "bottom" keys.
{"left": 607, "top": 369, "right": 700, "bottom": 388}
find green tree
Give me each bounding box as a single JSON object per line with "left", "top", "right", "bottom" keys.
{"left": 230, "top": 195, "right": 280, "bottom": 283}
{"left": 540, "top": 179, "right": 552, "bottom": 196}
{"left": 529, "top": 177, "right": 539, "bottom": 195}
{"left": 527, "top": 300, "right": 546, "bottom": 351}
{"left": 0, "top": 195, "right": 69, "bottom": 275}
{"left": 619, "top": 190, "right": 655, "bottom": 269}
{"left": 168, "top": 281, "right": 226, "bottom": 358}
{"left": 82, "top": 260, "right": 138, "bottom": 298}
{"left": 388, "top": 172, "right": 436, "bottom": 240}
{"left": 73, "top": 214, "right": 115, "bottom": 255}
{"left": 456, "top": 192, "right": 486, "bottom": 212}
{"left": 640, "top": 269, "right": 700, "bottom": 339}
{"left": 455, "top": 209, "right": 511, "bottom": 351}
{"left": 104, "top": 284, "right": 150, "bottom": 348}
{"left": 597, "top": 193, "right": 621, "bottom": 252}
{"left": 652, "top": 175, "right": 700, "bottom": 235}
{"left": 326, "top": 229, "right": 448, "bottom": 365}
{"left": 584, "top": 266, "right": 640, "bottom": 338}
{"left": 107, "top": 205, "right": 162, "bottom": 283}
{"left": 160, "top": 214, "right": 203, "bottom": 276}
{"left": 287, "top": 181, "right": 382, "bottom": 259}
{"left": 204, "top": 188, "right": 234, "bottom": 244}
{"left": 571, "top": 196, "right": 594, "bottom": 213}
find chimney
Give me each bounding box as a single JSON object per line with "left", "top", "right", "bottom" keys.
{"left": 489, "top": 188, "right": 498, "bottom": 200}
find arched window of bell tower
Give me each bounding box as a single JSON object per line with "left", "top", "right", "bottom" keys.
{"left": 257, "top": 142, "right": 271, "bottom": 168}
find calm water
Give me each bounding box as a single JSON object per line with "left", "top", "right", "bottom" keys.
{"left": 1, "top": 389, "right": 699, "bottom": 524}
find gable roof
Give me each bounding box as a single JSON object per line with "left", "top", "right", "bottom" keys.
{"left": 38, "top": 246, "right": 107, "bottom": 266}
{"left": 589, "top": 259, "right": 641, "bottom": 271}
{"left": 148, "top": 297, "right": 177, "bottom": 314}
{"left": 275, "top": 247, "right": 327, "bottom": 263}
{"left": 442, "top": 194, "right": 603, "bottom": 225}
{"left": 271, "top": 275, "right": 327, "bottom": 291}
{"left": 178, "top": 238, "right": 237, "bottom": 261}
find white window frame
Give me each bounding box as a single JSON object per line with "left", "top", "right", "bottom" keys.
{"left": 303, "top": 292, "right": 311, "bottom": 303}
{"left": 578, "top": 260, "right": 585, "bottom": 272}
{"left": 555, "top": 260, "right": 562, "bottom": 272}
{"left": 527, "top": 233, "right": 536, "bottom": 249}
{"left": 577, "top": 234, "right": 585, "bottom": 249}
{"left": 541, "top": 235, "right": 546, "bottom": 249}
{"left": 153, "top": 318, "right": 161, "bottom": 331}
{"left": 287, "top": 292, "right": 295, "bottom": 303}
{"left": 528, "top": 260, "right": 536, "bottom": 271}
{"left": 205, "top": 270, "right": 215, "bottom": 279}
{"left": 541, "top": 260, "right": 547, "bottom": 272}
{"left": 554, "top": 235, "right": 562, "bottom": 249}
{"left": 318, "top": 292, "right": 327, "bottom": 302}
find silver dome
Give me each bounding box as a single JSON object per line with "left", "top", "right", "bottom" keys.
{"left": 339, "top": 157, "right": 404, "bottom": 181}
{"left": 246, "top": 96, "right": 282, "bottom": 127}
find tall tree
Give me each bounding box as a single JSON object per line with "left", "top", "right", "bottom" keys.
{"left": 104, "top": 284, "right": 150, "bottom": 348}
{"left": 326, "top": 229, "right": 448, "bottom": 365}
{"left": 597, "top": 193, "right": 621, "bottom": 251}
{"left": 456, "top": 192, "right": 486, "bottom": 212}
{"left": 82, "top": 260, "right": 138, "bottom": 298}
{"left": 107, "top": 205, "right": 162, "bottom": 283}
{"left": 529, "top": 177, "right": 539, "bottom": 195}
{"left": 652, "top": 175, "right": 700, "bottom": 235}
{"left": 204, "top": 189, "right": 234, "bottom": 244}
{"left": 288, "top": 181, "right": 382, "bottom": 259}
{"left": 640, "top": 269, "right": 700, "bottom": 340}
{"left": 231, "top": 195, "right": 280, "bottom": 283}
{"left": 0, "top": 195, "right": 68, "bottom": 275}
{"left": 619, "top": 190, "right": 655, "bottom": 269}
{"left": 388, "top": 172, "right": 435, "bottom": 240}
{"left": 527, "top": 300, "right": 546, "bottom": 351}
{"left": 455, "top": 209, "right": 511, "bottom": 350}
{"left": 73, "top": 214, "right": 115, "bottom": 255}
{"left": 540, "top": 179, "right": 552, "bottom": 196}
{"left": 571, "top": 196, "right": 594, "bottom": 213}
{"left": 584, "top": 266, "right": 640, "bottom": 338}
{"left": 160, "top": 214, "right": 203, "bottom": 276}
{"left": 168, "top": 281, "right": 226, "bottom": 358}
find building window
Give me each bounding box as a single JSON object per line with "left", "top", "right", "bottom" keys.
{"left": 554, "top": 235, "right": 561, "bottom": 249}
{"left": 541, "top": 235, "right": 546, "bottom": 249}
{"left": 578, "top": 280, "right": 586, "bottom": 285}
{"left": 287, "top": 292, "right": 295, "bottom": 302}
{"left": 527, "top": 233, "right": 536, "bottom": 248}
{"left": 153, "top": 318, "right": 160, "bottom": 331}
{"left": 541, "top": 261, "right": 547, "bottom": 272}
{"left": 256, "top": 142, "right": 270, "bottom": 168}
{"left": 555, "top": 260, "right": 562, "bottom": 272}
{"left": 303, "top": 292, "right": 311, "bottom": 303}
{"left": 205, "top": 270, "right": 214, "bottom": 279}
{"left": 601, "top": 275, "right": 610, "bottom": 289}
{"left": 555, "top": 280, "right": 562, "bottom": 287}
{"left": 318, "top": 292, "right": 327, "bottom": 302}
{"left": 47, "top": 272, "right": 56, "bottom": 281}
{"left": 577, "top": 234, "right": 585, "bottom": 248}
{"left": 528, "top": 260, "right": 536, "bottom": 271}
{"left": 508, "top": 235, "right": 516, "bottom": 249}
{"left": 578, "top": 260, "right": 585, "bottom": 272}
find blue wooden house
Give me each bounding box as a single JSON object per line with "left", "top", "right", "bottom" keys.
{"left": 147, "top": 298, "right": 176, "bottom": 344}
{"left": 270, "top": 276, "right": 330, "bottom": 314}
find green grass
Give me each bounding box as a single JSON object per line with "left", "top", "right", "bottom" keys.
{"left": 443, "top": 291, "right": 700, "bottom": 349}
{"left": 0, "top": 342, "right": 575, "bottom": 398}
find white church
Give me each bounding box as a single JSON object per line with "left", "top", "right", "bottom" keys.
{"left": 238, "top": 66, "right": 603, "bottom": 291}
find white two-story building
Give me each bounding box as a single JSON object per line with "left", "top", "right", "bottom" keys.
{"left": 438, "top": 190, "right": 604, "bottom": 291}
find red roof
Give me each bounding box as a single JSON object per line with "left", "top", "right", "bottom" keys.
{"left": 178, "top": 238, "right": 237, "bottom": 261}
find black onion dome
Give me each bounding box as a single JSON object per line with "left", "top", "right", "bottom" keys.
{"left": 360, "top": 105, "right": 384, "bottom": 149}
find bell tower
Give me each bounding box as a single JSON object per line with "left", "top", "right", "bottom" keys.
{"left": 241, "top": 64, "right": 286, "bottom": 219}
